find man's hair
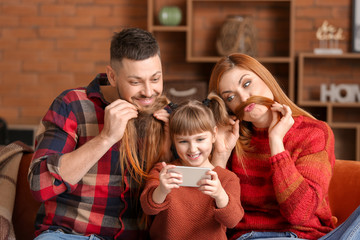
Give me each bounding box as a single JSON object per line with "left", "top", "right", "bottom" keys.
{"left": 110, "top": 28, "right": 160, "bottom": 65}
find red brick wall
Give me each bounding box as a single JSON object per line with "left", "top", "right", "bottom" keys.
{"left": 0, "top": 0, "right": 354, "bottom": 125}
{"left": 295, "top": 0, "right": 351, "bottom": 53}
{"left": 0, "top": 0, "right": 147, "bottom": 125}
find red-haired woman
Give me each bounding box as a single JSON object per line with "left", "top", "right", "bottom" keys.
{"left": 208, "top": 53, "right": 360, "bottom": 240}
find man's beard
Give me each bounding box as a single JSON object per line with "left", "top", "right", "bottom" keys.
{"left": 115, "top": 84, "right": 160, "bottom": 111}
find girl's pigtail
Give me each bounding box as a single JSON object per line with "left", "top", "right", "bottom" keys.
{"left": 207, "top": 92, "right": 230, "bottom": 126}
{"left": 206, "top": 92, "right": 245, "bottom": 166}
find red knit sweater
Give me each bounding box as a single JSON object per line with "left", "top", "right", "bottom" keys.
{"left": 141, "top": 162, "right": 244, "bottom": 240}
{"left": 227, "top": 116, "right": 336, "bottom": 240}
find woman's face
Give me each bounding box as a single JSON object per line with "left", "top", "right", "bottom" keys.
{"left": 218, "top": 67, "right": 274, "bottom": 126}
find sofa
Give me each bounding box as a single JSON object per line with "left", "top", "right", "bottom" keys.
{"left": 10, "top": 152, "right": 360, "bottom": 240}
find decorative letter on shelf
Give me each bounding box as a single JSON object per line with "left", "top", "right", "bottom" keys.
{"left": 321, "top": 84, "right": 360, "bottom": 102}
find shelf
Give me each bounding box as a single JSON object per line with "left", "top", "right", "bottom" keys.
{"left": 186, "top": 0, "right": 295, "bottom": 99}
{"left": 297, "top": 52, "right": 360, "bottom": 161}
{"left": 187, "top": 0, "right": 294, "bottom": 59}
{"left": 187, "top": 56, "right": 294, "bottom": 63}
{"left": 298, "top": 53, "right": 360, "bottom": 103}
{"left": 150, "top": 25, "right": 188, "bottom": 32}
{"left": 298, "top": 101, "right": 360, "bottom": 107}
{"left": 299, "top": 52, "right": 360, "bottom": 59}
{"left": 332, "top": 127, "right": 358, "bottom": 161}
{"left": 148, "top": 0, "right": 295, "bottom": 99}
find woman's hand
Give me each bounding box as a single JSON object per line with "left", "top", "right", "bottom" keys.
{"left": 152, "top": 162, "right": 182, "bottom": 204}
{"left": 198, "top": 171, "right": 229, "bottom": 208}
{"left": 268, "top": 103, "right": 294, "bottom": 156}
{"left": 212, "top": 118, "right": 240, "bottom": 168}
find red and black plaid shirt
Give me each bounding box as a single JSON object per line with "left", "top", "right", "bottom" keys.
{"left": 28, "top": 74, "right": 147, "bottom": 239}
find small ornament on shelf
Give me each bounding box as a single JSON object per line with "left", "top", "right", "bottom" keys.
{"left": 216, "top": 15, "right": 257, "bottom": 57}
{"left": 320, "top": 84, "right": 360, "bottom": 103}
{"left": 314, "top": 20, "right": 344, "bottom": 55}
{"left": 158, "top": 6, "right": 182, "bottom": 26}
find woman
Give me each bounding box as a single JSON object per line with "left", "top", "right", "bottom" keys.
{"left": 208, "top": 53, "right": 360, "bottom": 240}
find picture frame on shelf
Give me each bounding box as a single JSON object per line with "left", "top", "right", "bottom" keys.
{"left": 352, "top": 0, "right": 360, "bottom": 52}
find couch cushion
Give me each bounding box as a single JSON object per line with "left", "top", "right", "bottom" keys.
{"left": 329, "top": 159, "right": 360, "bottom": 226}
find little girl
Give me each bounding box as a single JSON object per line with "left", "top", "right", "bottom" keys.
{"left": 140, "top": 93, "right": 244, "bottom": 240}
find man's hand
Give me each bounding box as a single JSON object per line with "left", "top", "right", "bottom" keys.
{"left": 100, "top": 99, "right": 138, "bottom": 145}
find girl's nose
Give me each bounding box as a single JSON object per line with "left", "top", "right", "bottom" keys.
{"left": 189, "top": 142, "right": 197, "bottom": 152}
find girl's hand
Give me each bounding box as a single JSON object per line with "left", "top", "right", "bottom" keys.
{"left": 153, "top": 109, "right": 172, "bottom": 161}
{"left": 158, "top": 162, "right": 182, "bottom": 195}
{"left": 153, "top": 162, "right": 182, "bottom": 204}
{"left": 198, "top": 171, "right": 229, "bottom": 208}
{"left": 212, "top": 118, "right": 240, "bottom": 168}
{"left": 268, "top": 103, "right": 295, "bottom": 156}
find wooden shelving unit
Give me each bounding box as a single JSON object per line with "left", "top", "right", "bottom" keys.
{"left": 148, "top": 0, "right": 359, "bottom": 161}
{"left": 298, "top": 52, "right": 360, "bottom": 161}
{"left": 148, "top": 0, "right": 295, "bottom": 100}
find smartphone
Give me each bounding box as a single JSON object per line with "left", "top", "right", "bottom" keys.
{"left": 168, "top": 166, "right": 211, "bottom": 187}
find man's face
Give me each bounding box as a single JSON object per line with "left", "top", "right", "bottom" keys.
{"left": 107, "top": 55, "right": 163, "bottom": 109}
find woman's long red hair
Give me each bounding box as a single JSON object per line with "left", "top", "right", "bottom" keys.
{"left": 208, "top": 53, "right": 314, "bottom": 162}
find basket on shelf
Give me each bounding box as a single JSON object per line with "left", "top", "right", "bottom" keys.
{"left": 216, "top": 15, "right": 257, "bottom": 57}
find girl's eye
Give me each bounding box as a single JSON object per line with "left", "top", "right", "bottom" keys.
{"left": 226, "top": 95, "right": 234, "bottom": 102}
{"left": 197, "top": 138, "right": 205, "bottom": 142}
{"left": 179, "top": 140, "right": 187, "bottom": 144}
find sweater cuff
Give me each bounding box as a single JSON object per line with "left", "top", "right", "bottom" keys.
{"left": 269, "top": 150, "right": 291, "bottom": 164}
{"left": 145, "top": 187, "right": 170, "bottom": 211}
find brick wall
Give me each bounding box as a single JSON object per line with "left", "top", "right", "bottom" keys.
{"left": 295, "top": 0, "right": 351, "bottom": 53}
{"left": 0, "top": 0, "right": 147, "bottom": 125}
{"left": 0, "top": 0, "right": 354, "bottom": 125}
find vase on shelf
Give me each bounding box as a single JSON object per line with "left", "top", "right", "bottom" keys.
{"left": 158, "top": 6, "right": 182, "bottom": 26}
{"left": 216, "top": 15, "right": 257, "bottom": 57}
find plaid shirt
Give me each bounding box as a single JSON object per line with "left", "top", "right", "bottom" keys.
{"left": 28, "top": 74, "right": 147, "bottom": 239}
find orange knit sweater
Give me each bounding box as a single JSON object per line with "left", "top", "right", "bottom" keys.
{"left": 227, "top": 116, "right": 336, "bottom": 240}
{"left": 141, "top": 163, "right": 244, "bottom": 240}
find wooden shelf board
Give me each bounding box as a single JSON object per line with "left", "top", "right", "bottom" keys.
{"left": 330, "top": 123, "right": 360, "bottom": 129}
{"left": 187, "top": 56, "right": 292, "bottom": 63}
{"left": 299, "top": 52, "right": 360, "bottom": 59}
{"left": 163, "top": 75, "right": 207, "bottom": 81}
{"left": 299, "top": 101, "right": 360, "bottom": 107}
{"left": 151, "top": 25, "right": 188, "bottom": 32}
{"left": 191, "top": 0, "right": 292, "bottom": 2}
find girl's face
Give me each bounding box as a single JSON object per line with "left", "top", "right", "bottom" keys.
{"left": 174, "top": 129, "right": 216, "bottom": 168}
{"left": 218, "top": 67, "right": 274, "bottom": 127}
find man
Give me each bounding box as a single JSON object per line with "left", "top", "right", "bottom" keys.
{"left": 28, "top": 28, "right": 168, "bottom": 240}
